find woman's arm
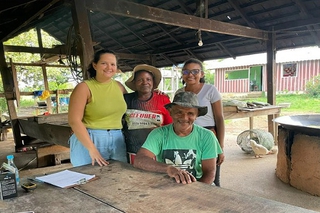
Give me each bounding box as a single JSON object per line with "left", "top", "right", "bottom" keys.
{"left": 68, "top": 83, "right": 109, "bottom": 166}
{"left": 117, "top": 81, "right": 128, "bottom": 94}
{"left": 212, "top": 99, "right": 225, "bottom": 165}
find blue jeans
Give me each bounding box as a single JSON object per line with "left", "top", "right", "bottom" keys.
{"left": 69, "top": 129, "right": 127, "bottom": 167}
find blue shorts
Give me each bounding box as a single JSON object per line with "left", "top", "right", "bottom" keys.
{"left": 69, "top": 129, "right": 127, "bottom": 167}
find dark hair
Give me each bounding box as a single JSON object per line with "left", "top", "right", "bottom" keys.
{"left": 87, "top": 49, "right": 117, "bottom": 78}
{"left": 181, "top": 58, "right": 205, "bottom": 85}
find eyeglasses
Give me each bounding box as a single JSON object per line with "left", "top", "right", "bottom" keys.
{"left": 182, "top": 69, "right": 201, "bottom": 75}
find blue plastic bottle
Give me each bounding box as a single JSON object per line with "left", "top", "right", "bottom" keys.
{"left": 7, "top": 155, "right": 20, "bottom": 186}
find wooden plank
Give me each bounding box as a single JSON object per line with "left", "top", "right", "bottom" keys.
{"left": 0, "top": 180, "right": 121, "bottom": 212}
{"left": 224, "top": 107, "right": 281, "bottom": 120}
{"left": 10, "top": 59, "right": 20, "bottom": 107}
{"left": 70, "top": 161, "right": 314, "bottom": 213}
{"left": 32, "top": 113, "right": 68, "bottom": 124}
{"left": 36, "top": 145, "right": 70, "bottom": 167}
{"left": 223, "top": 106, "right": 238, "bottom": 112}
{"left": 87, "top": 0, "right": 268, "bottom": 40}
{"left": 41, "top": 64, "right": 52, "bottom": 113}
{"left": 71, "top": 0, "right": 94, "bottom": 80}
{"left": 18, "top": 119, "right": 72, "bottom": 147}
{"left": 0, "top": 43, "right": 23, "bottom": 150}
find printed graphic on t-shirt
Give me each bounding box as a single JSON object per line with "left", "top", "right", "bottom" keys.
{"left": 163, "top": 149, "right": 197, "bottom": 177}
{"left": 125, "top": 109, "right": 163, "bottom": 130}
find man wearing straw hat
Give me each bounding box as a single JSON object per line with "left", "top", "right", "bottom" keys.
{"left": 134, "top": 92, "right": 222, "bottom": 185}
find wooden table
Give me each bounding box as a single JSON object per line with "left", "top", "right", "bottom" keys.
{"left": 224, "top": 105, "right": 282, "bottom": 143}
{"left": 0, "top": 161, "right": 315, "bottom": 213}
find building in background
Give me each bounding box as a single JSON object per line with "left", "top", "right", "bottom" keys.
{"left": 206, "top": 47, "right": 320, "bottom": 94}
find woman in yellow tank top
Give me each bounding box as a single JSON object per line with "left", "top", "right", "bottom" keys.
{"left": 68, "top": 49, "right": 128, "bottom": 167}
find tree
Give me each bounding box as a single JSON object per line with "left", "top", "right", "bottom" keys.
{"left": 3, "top": 28, "right": 73, "bottom": 91}
{"left": 203, "top": 62, "right": 215, "bottom": 84}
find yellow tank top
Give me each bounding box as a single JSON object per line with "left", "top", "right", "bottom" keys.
{"left": 83, "top": 78, "right": 126, "bottom": 129}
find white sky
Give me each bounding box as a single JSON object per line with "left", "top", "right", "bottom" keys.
{"left": 206, "top": 46, "right": 320, "bottom": 69}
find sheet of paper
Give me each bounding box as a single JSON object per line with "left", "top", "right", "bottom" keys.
{"left": 35, "top": 170, "right": 95, "bottom": 188}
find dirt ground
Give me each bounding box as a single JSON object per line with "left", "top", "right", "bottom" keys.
{"left": 222, "top": 114, "right": 320, "bottom": 212}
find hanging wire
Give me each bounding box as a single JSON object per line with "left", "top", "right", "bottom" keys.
{"left": 66, "top": 24, "right": 83, "bottom": 83}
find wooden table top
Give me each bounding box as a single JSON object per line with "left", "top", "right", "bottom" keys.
{"left": 1, "top": 161, "right": 316, "bottom": 213}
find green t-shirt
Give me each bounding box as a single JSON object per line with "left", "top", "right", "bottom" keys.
{"left": 142, "top": 124, "right": 222, "bottom": 179}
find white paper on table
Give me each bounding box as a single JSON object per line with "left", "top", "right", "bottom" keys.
{"left": 35, "top": 170, "right": 96, "bottom": 188}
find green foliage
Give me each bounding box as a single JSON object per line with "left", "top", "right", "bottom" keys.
{"left": 204, "top": 70, "right": 215, "bottom": 84}
{"left": 305, "top": 75, "right": 320, "bottom": 98}
{"left": 202, "top": 62, "right": 215, "bottom": 84}
{"left": 3, "top": 28, "right": 73, "bottom": 91}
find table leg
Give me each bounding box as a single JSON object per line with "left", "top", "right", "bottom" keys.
{"left": 268, "top": 114, "right": 275, "bottom": 144}
{"left": 249, "top": 117, "right": 253, "bottom": 130}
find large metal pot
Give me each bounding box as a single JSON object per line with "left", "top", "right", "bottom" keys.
{"left": 274, "top": 114, "right": 320, "bottom": 136}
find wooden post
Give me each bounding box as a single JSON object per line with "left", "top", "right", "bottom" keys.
{"left": 0, "top": 43, "right": 23, "bottom": 151}
{"left": 56, "top": 90, "right": 60, "bottom": 114}
{"left": 71, "top": 0, "right": 94, "bottom": 80}
{"left": 9, "top": 59, "right": 20, "bottom": 107}
{"left": 266, "top": 31, "right": 277, "bottom": 143}
{"left": 41, "top": 64, "right": 52, "bottom": 113}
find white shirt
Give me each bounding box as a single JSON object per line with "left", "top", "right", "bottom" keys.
{"left": 176, "top": 84, "right": 221, "bottom": 126}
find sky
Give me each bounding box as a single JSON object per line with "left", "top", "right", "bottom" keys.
{"left": 206, "top": 46, "right": 320, "bottom": 69}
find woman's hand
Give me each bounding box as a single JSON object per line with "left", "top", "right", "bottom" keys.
{"left": 89, "top": 147, "right": 110, "bottom": 166}
{"left": 153, "top": 88, "right": 167, "bottom": 96}
{"left": 217, "top": 153, "right": 225, "bottom": 166}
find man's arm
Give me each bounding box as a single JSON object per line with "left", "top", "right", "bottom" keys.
{"left": 133, "top": 148, "right": 168, "bottom": 173}
{"left": 198, "top": 158, "right": 216, "bottom": 184}
{"left": 133, "top": 148, "right": 196, "bottom": 184}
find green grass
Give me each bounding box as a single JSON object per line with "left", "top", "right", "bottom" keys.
{"left": 246, "top": 94, "right": 320, "bottom": 113}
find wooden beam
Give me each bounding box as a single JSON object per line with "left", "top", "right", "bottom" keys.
{"left": 71, "top": 0, "right": 94, "bottom": 80}
{"left": 86, "top": 0, "right": 268, "bottom": 40}
{"left": 0, "top": 43, "right": 23, "bottom": 151}
{"left": 266, "top": 32, "right": 276, "bottom": 106}
{"left": 4, "top": 45, "right": 67, "bottom": 55}
{"left": 10, "top": 62, "right": 69, "bottom": 68}
{"left": 9, "top": 59, "right": 20, "bottom": 107}
{"left": 4, "top": 45, "right": 152, "bottom": 61}
{"left": 41, "top": 65, "right": 52, "bottom": 113}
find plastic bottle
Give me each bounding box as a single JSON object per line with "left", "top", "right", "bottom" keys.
{"left": 7, "top": 155, "right": 20, "bottom": 186}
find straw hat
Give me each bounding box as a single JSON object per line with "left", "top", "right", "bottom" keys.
{"left": 125, "top": 64, "right": 161, "bottom": 91}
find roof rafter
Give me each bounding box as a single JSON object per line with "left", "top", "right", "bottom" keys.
{"left": 3, "top": 45, "right": 152, "bottom": 61}
{"left": 227, "top": 0, "right": 258, "bottom": 28}
{"left": 293, "top": 0, "right": 320, "bottom": 47}
{"left": 2, "top": 0, "right": 61, "bottom": 42}
{"left": 216, "top": 42, "right": 236, "bottom": 59}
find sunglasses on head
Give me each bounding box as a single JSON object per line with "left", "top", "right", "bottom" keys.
{"left": 182, "top": 69, "right": 201, "bottom": 75}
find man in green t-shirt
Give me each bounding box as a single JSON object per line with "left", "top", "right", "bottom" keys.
{"left": 134, "top": 91, "right": 222, "bottom": 185}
